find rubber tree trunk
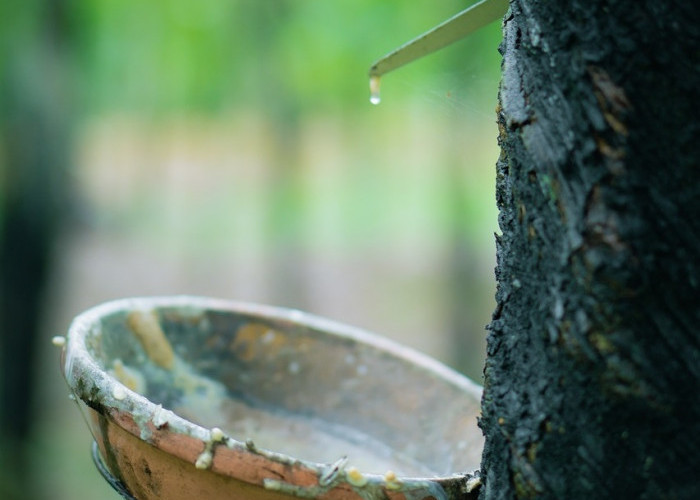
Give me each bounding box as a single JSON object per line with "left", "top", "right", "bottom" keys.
{"left": 479, "top": 1, "right": 699, "bottom": 499}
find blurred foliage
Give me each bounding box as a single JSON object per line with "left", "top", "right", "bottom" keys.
{"left": 0, "top": 0, "right": 504, "bottom": 257}
{"left": 52, "top": 0, "right": 500, "bottom": 115}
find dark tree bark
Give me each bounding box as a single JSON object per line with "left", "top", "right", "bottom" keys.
{"left": 480, "top": 1, "right": 700, "bottom": 499}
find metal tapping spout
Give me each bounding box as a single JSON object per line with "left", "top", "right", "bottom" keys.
{"left": 368, "top": 0, "right": 509, "bottom": 103}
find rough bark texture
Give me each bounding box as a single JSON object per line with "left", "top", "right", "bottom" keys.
{"left": 480, "top": 1, "right": 700, "bottom": 499}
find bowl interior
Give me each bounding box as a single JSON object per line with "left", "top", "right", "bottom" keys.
{"left": 80, "top": 299, "right": 483, "bottom": 477}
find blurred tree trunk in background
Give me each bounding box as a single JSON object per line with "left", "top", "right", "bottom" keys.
{"left": 446, "top": 159, "right": 490, "bottom": 382}
{"left": 479, "top": 1, "right": 699, "bottom": 498}
{"left": 237, "top": 1, "right": 309, "bottom": 310}
{"left": 443, "top": 24, "right": 501, "bottom": 383}
{"left": 0, "top": 1, "right": 72, "bottom": 498}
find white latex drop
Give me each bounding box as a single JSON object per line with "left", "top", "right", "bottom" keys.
{"left": 369, "top": 76, "right": 381, "bottom": 105}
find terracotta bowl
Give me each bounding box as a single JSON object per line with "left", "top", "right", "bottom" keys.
{"left": 61, "top": 296, "right": 484, "bottom": 499}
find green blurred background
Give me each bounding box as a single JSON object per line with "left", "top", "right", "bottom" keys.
{"left": 1, "top": 1, "right": 502, "bottom": 498}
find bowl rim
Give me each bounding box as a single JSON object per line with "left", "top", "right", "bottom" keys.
{"left": 62, "top": 295, "right": 483, "bottom": 497}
